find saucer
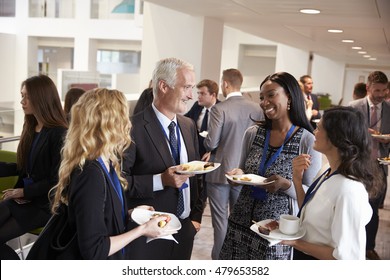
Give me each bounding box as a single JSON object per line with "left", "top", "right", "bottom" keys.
{"left": 250, "top": 219, "right": 306, "bottom": 241}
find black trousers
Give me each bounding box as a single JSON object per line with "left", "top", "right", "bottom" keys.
{"left": 366, "top": 165, "right": 387, "bottom": 250}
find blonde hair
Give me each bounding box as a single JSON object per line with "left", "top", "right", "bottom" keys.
{"left": 51, "top": 88, "right": 131, "bottom": 213}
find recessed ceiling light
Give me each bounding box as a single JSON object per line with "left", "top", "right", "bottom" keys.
{"left": 369, "top": 58, "right": 377, "bottom": 60}
{"left": 300, "top": 9, "right": 320, "bottom": 14}
{"left": 358, "top": 51, "right": 367, "bottom": 54}
{"left": 363, "top": 55, "right": 371, "bottom": 58}
{"left": 328, "top": 29, "right": 343, "bottom": 33}
{"left": 342, "top": 39, "right": 354, "bottom": 43}
{"left": 352, "top": 46, "right": 362, "bottom": 50}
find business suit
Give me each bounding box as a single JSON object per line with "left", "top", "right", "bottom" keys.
{"left": 185, "top": 100, "right": 220, "bottom": 156}
{"left": 123, "top": 105, "right": 203, "bottom": 259}
{"left": 0, "top": 126, "right": 66, "bottom": 233}
{"left": 67, "top": 160, "right": 127, "bottom": 260}
{"left": 203, "top": 94, "right": 263, "bottom": 259}
{"left": 308, "top": 93, "right": 321, "bottom": 128}
{"left": 350, "top": 97, "right": 390, "bottom": 251}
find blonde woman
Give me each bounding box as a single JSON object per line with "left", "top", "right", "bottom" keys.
{"left": 51, "top": 88, "right": 174, "bottom": 259}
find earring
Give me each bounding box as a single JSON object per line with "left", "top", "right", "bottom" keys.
{"left": 287, "top": 100, "right": 291, "bottom": 111}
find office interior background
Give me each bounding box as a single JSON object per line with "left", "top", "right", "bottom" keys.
{"left": 0, "top": 0, "right": 389, "bottom": 148}
{"left": 0, "top": 0, "right": 390, "bottom": 260}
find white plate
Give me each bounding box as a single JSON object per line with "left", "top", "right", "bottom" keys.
{"left": 225, "top": 174, "right": 275, "bottom": 186}
{"left": 250, "top": 219, "right": 306, "bottom": 241}
{"left": 372, "top": 134, "right": 390, "bottom": 140}
{"left": 176, "top": 160, "right": 221, "bottom": 175}
{"left": 312, "top": 119, "right": 320, "bottom": 123}
{"left": 377, "top": 158, "right": 390, "bottom": 165}
{"left": 131, "top": 208, "right": 181, "bottom": 231}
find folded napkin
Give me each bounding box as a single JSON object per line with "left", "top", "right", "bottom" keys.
{"left": 146, "top": 234, "right": 178, "bottom": 244}
{"left": 267, "top": 238, "right": 281, "bottom": 246}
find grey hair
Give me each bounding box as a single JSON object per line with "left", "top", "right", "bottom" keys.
{"left": 152, "top": 57, "right": 194, "bottom": 97}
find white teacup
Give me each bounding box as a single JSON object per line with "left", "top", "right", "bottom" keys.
{"left": 279, "top": 214, "right": 300, "bottom": 235}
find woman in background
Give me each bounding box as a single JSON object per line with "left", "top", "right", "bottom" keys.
{"left": 51, "top": 88, "right": 174, "bottom": 259}
{"left": 63, "top": 87, "right": 85, "bottom": 121}
{"left": 284, "top": 106, "right": 379, "bottom": 259}
{"left": 0, "top": 74, "right": 67, "bottom": 259}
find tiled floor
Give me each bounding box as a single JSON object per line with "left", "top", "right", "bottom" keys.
{"left": 191, "top": 179, "right": 390, "bottom": 260}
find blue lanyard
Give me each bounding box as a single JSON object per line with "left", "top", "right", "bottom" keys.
{"left": 258, "top": 125, "right": 296, "bottom": 176}
{"left": 159, "top": 121, "right": 182, "bottom": 165}
{"left": 297, "top": 168, "right": 338, "bottom": 217}
{"left": 97, "top": 157, "right": 125, "bottom": 223}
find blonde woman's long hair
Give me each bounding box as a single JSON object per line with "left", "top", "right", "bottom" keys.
{"left": 51, "top": 88, "right": 131, "bottom": 213}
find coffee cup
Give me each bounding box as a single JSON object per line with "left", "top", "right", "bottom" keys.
{"left": 279, "top": 214, "right": 300, "bottom": 235}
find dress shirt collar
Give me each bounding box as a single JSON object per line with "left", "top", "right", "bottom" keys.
{"left": 152, "top": 103, "right": 177, "bottom": 130}
{"left": 226, "top": 91, "right": 242, "bottom": 100}
{"left": 366, "top": 96, "right": 382, "bottom": 111}
{"left": 204, "top": 100, "right": 217, "bottom": 111}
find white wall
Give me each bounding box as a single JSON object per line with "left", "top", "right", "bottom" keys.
{"left": 112, "top": 73, "right": 140, "bottom": 94}
{"left": 275, "top": 44, "right": 309, "bottom": 80}
{"left": 0, "top": 34, "right": 16, "bottom": 103}
{"left": 311, "top": 54, "right": 345, "bottom": 106}
{"left": 140, "top": 3, "right": 204, "bottom": 91}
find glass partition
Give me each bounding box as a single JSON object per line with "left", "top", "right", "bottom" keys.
{"left": 29, "top": 0, "right": 74, "bottom": 18}
{"left": 0, "top": 0, "right": 16, "bottom": 17}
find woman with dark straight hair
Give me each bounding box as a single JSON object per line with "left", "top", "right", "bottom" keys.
{"left": 0, "top": 74, "right": 67, "bottom": 259}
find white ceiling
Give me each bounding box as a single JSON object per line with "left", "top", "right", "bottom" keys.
{"left": 145, "top": 0, "right": 390, "bottom": 69}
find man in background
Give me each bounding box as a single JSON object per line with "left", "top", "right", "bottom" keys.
{"left": 185, "top": 79, "right": 220, "bottom": 204}
{"left": 349, "top": 71, "right": 390, "bottom": 260}
{"left": 352, "top": 82, "right": 367, "bottom": 100}
{"left": 204, "top": 68, "right": 263, "bottom": 259}
{"left": 300, "top": 75, "right": 321, "bottom": 128}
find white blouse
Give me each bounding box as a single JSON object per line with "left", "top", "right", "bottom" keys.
{"left": 300, "top": 174, "right": 372, "bottom": 260}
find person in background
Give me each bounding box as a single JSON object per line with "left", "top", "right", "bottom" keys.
{"left": 352, "top": 82, "right": 367, "bottom": 101}
{"left": 386, "top": 82, "right": 390, "bottom": 102}
{"left": 0, "top": 75, "right": 67, "bottom": 259}
{"left": 64, "top": 87, "right": 85, "bottom": 121}
{"left": 123, "top": 58, "right": 204, "bottom": 260}
{"left": 51, "top": 88, "right": 173, "bottom": 259}
{"left": 300, "top": 75, "right": 321, "bottom": 128}
{"left": 349, "top": 71, "right": 390, "bottom": 260}
{"left": 286, "top": 106, "right": 379, "bottom": 259}
{"left": 203, "top": 69, "right": 263, "bottom": 260}
{"left": 220, "top": 72, "right": 321, "bottom": 260}
{"left": 298, "top": 80, "right": 313, "bottom": 121}
{"left": 185, "top": 79, "right": 220, "bottom": 204}
{"left": 133, "top": 87, "right": 153, "bottom": 115}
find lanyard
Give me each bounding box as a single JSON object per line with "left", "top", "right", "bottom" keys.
{"left": 258, "top": 125, "right": 296, "bottom": 176}
{"left": 97, "top": 157, "right": 125, "bottom": 224}
{"left": 297, "top": 168, "right": 338, "bottom": 217}
{"left": 159, "top": 121, "right": 182, "bottom": 165}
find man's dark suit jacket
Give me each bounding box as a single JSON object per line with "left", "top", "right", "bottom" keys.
{"left": 1, "top": 126, "right": 66, "bottom": 229}
{"left": 184, "top": 100, "right": 220, "bottom": 156}
{"left": 123, "top": 105, "right": 203, "bottom": 259}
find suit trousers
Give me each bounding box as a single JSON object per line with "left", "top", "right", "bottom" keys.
{"left": 366, "top": 165, "right": 387, "bottom": 250}
{"left": 126, "top": 217, "right": 197, "bottom": 260}
{"left": 207, "top": 183, "right": 242, "bottom": 260}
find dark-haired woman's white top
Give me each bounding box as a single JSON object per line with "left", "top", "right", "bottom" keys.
{"left": 300, "top": 174, "right": 372, "bottom": 259}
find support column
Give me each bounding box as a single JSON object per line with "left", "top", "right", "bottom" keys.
{"left": 140, "top": 3, "right": 224, "bottom": 91}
